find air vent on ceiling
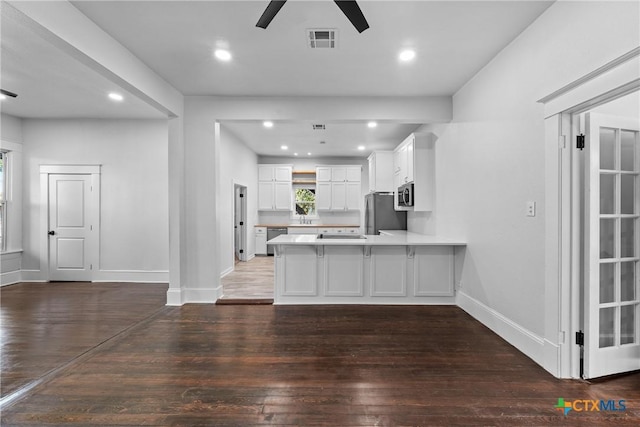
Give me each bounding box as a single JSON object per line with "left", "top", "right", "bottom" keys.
{"left": 312, "top": 124, "right": 326, "bottom": 130}
{"left": 308, "top": 29, "right": 337, "bottom": 49}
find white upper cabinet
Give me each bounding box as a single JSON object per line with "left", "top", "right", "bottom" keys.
{"left": 368, "top": 151, "right": 394, "bottom": 192}
{"left": 394, "top": 136, "right": 413, "bottom": 186}
{"left": 316, "top": 167, "right": 332, "bottom": 182}
{"left": 393, "top": 133, "right": 435, "bottom": 212}
{"left": 258, "top": 164, "right": 292, "bottom": 211}
{"left": 315, "top": 165, "right": 362, "bottom": 211}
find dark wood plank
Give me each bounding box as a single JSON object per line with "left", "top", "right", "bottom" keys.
{"left": 0, "top": 282, "right": 168, "bottom": 397}
{"left": 2, "top": 303, "right": 639, "bottom": 425}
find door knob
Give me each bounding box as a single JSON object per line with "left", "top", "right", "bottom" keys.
{"left": 48, "top": 230, "right": 55, "bottom": 236}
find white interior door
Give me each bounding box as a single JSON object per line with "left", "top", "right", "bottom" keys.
{"left": 49, "top": 174, "right": 93, "bottom": 281}
{"left": 584, "top": 112, "right": 640, "bottom": 379}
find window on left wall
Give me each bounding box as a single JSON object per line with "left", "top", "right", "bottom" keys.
{"left": 0, "top": 151, "right": 7, "bottom": 251}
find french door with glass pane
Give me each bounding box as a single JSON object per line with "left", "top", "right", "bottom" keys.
{"left": 584, "top": 112, "right": 640, "bottom": 379}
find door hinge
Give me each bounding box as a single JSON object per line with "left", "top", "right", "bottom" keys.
{"left": 239, "top": 193, "right": 244, "bottom": 198}
{"left": 90, "top": 264, "right": 93, "bottom": 270}
{"left": 558, "top": 135, "right": 566, "bottom": 149}
{"left": 239, "top": 221, "right": 244, "bottom": 226}
{"left": 576, "top": 134, "right": 585, "bottom": 150}
{"left": 239, "top": 249, "right": 244, "bottom": 254}
{"left": 575, "top": 330, "right": 584, "bottom": 346}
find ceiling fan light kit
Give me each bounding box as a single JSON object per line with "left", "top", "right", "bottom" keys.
{"left": 256, "top": 0, "right": 369, "bottom": 33}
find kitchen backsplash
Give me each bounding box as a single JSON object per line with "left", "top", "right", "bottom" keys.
{"left": 258, "top": 211, "right": 361, "bottom": 226}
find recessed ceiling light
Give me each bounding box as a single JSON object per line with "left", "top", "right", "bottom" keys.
{"left": 0, "top": 94, "right": 7, "bottom": 101}
{"left": 399, "top": 49, "right": 416, "bottom": 62}
{"left": 294, "top": 153, "right": 298, "bottom": 156}
{"left": 281, "top": 145, "right": 288, "bottom": 150}
{"left": 357, "top": 146, "right": 366, "bottom": 151}
{"left": 263, "top": 121, "right": 274, "bottom": 128}
{"left": 367, "top": 121, "right": 377, "bottom": 128}
{"left": 108, "top": 92, "right": 123, "bottom": 101}
{"left": 307, "top": 152, "right": 312, "bottom": 156}
{"left": 214, "top": 49, "right": 232, "bottom": 61}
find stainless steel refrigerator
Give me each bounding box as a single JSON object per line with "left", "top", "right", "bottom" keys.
{"left": 364, "top": 193, "right": 407, "bottom": 235}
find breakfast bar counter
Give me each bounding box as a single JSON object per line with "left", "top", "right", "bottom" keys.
{"left": 267, "top": 232, "right": 466, "bottom": 305}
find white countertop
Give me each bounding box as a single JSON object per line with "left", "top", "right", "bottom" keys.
{"left": 267, "top": 232, "right": 466, "bottom": 246}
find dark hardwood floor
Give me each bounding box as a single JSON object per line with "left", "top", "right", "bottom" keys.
{"left": 0, "top": 282, "right": 168, "bottom": 397}
{"left": 1, "top": 284, "right": 639, "bottom": 426}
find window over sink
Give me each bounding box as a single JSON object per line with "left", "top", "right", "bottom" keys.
{"left": 294, "top": 187, "right": 316, "bottom": 217}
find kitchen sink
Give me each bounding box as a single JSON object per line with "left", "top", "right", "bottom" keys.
{"left": 317, "top": 234, "right": 367, "bottom": 240}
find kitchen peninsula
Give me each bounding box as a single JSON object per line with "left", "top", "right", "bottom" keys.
{"left": 267, "top": 231, "right": 466, "bottom": 305}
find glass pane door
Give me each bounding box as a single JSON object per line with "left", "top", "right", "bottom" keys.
{"left": 584, "top": 112, "right": 640, "bottom": 379}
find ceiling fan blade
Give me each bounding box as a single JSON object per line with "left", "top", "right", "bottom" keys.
{"left": 256, "top": 0, "right": 287, "bottom": 29}
{"left": 334, "top": 1, "right": 369, "bottom": 33}
{"left": 0, "top": 89, "right": 17, "bottom": 98}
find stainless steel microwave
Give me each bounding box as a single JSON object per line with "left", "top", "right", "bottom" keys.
{"left": 398, "top": 183, "right": 414, "bottom": 207}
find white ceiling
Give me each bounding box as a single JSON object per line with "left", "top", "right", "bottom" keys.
{"left": 1, "top": 0, "right": 555, "bottom": 156}
{"left": 72, "top": 0, "right": 554, "bottom": 97}
{"left": 0, "top": 5, "right": 166, "bottom": 120}
{"left": 223, "top": 120, "right": 423, "bottom": 157}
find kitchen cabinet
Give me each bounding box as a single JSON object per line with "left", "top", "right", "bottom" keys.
{"left": 287, "top": 227, "right": 319, "bottom": 235}
{"left": 315, "top": 165, "right": 362, "bottom": 211}
{"left": 258, "top": 164, "right": 292, "bottom": 211}
{"left": 255, "top": 227, "right": 267, "bottom": 255}
{"left": 368, "top": 151, "right": 394, "bottom": 193}
{"left": 318, "top": 227, "right": 361, "bottom": 234}
{"left": 393, "top": 137, "right": 414, "bottom": 186}
{"left": 393, "top": 133, "right": 435, "bottom": 212}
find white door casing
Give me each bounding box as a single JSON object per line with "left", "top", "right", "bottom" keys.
{"left": 584, "top": 113, "right": 640, "bottom": 379}
{"left": 40, "top": 165, "right": 100, "bottom": 282}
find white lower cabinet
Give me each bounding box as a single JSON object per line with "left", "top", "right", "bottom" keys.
{"left": 273, "top": 244, "right": 458, "bottom": 304}
{"left": 255, "top": 227, "right": 267, "bottom": 255}
{"left": 287, "top": 227, "right": 318, "bottom": 235}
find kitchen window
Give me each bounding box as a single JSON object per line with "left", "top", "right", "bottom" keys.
{"left": 294, "top": 187, "right": 316, "bottom": 217}
{"left": 0, "top": 151, "right": 7, "bottom": 251}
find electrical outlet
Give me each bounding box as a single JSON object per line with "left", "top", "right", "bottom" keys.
{"left": 526, "top": 201, "right": 536, "bottom": 217}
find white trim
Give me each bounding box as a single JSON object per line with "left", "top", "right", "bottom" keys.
{"left": 166, "top": 288, "right": 183, "bottom": 306}
{"left": 1, "top": 270, "right": 21, "bottom": 286}
{"left": 0, "top": 140, "right": 23, "bottom": 152}
{"left": 18, "top": 269, "right": 47, "bottom": 282}
{"left": 456, "top": 291, "right": 545, "bottom": 368}
{"left": 40, "top": 164, "right": 101, "bottom": 175}
{"left": 39, "top": 165, "right": 101, "bottom": 282}
{"left": 540, "top": 47, "right": 640, "bottom": 118}
{"left": 539, "top": 46, "right": 640, "bottom": 379}
{"left": 246, "top": 253, "right": 255, "bottom": 262}
{"left": 220, "top": 266, "right": 234, "bottom": 279}
{"left": 92, "top": 270, "right": 169, "bottom": 283}
{"left": 0, "top": 249, "right": 23, "bottom": 255}
{"left": 183, "top": 286, "right": 222, "bottom": 304}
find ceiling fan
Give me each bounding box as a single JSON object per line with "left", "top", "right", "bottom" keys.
{"left": 0, "top": 89, "right": 18, "bottom": 98}
{"left": 256, "top": 0, "right": 370, "bottom": 33}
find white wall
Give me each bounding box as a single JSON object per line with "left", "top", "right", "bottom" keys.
{"left": 408, "top": 0, "right": 640, "bottom": 368}
{"left": 1, "top": 113, "right": 24, "bottom": 286}
{"left": 21, "top": 119, "right": 169, "bottom": 281}
{"left": 219, "top": 125, "right": 258, "bottom": 275}
{"left": 257, "top": 156, "right": 368, "bottom": 227}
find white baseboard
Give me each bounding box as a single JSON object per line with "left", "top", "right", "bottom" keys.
{"left": 93, "top": 270, "right": 169, "bottom": 283}
{"left": 20, "top": 269, "right": 47, "bottom": 282}
{"left": 166, "top": 288, "right": 183, "bottom": 306}
{"left": 456, "top": 290, "right": 545, "bottom": 367}
{"left": 1, "top": 270, "right": 21, "bottom": 287}
{"left": 182, "top": 285, "right": 223, "bottom": 304}
{"left": 220, "top": 266, "right": 234, "bottom": 279}
{"left": 246, "top": 254, "right": 255, "bottom": 261}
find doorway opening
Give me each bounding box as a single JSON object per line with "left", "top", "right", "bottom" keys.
{"left": 573, "top": 91, "right": 640, "bottom": 379}
{"left": 234, "top": 184, "right": 247, "bottom": 263}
